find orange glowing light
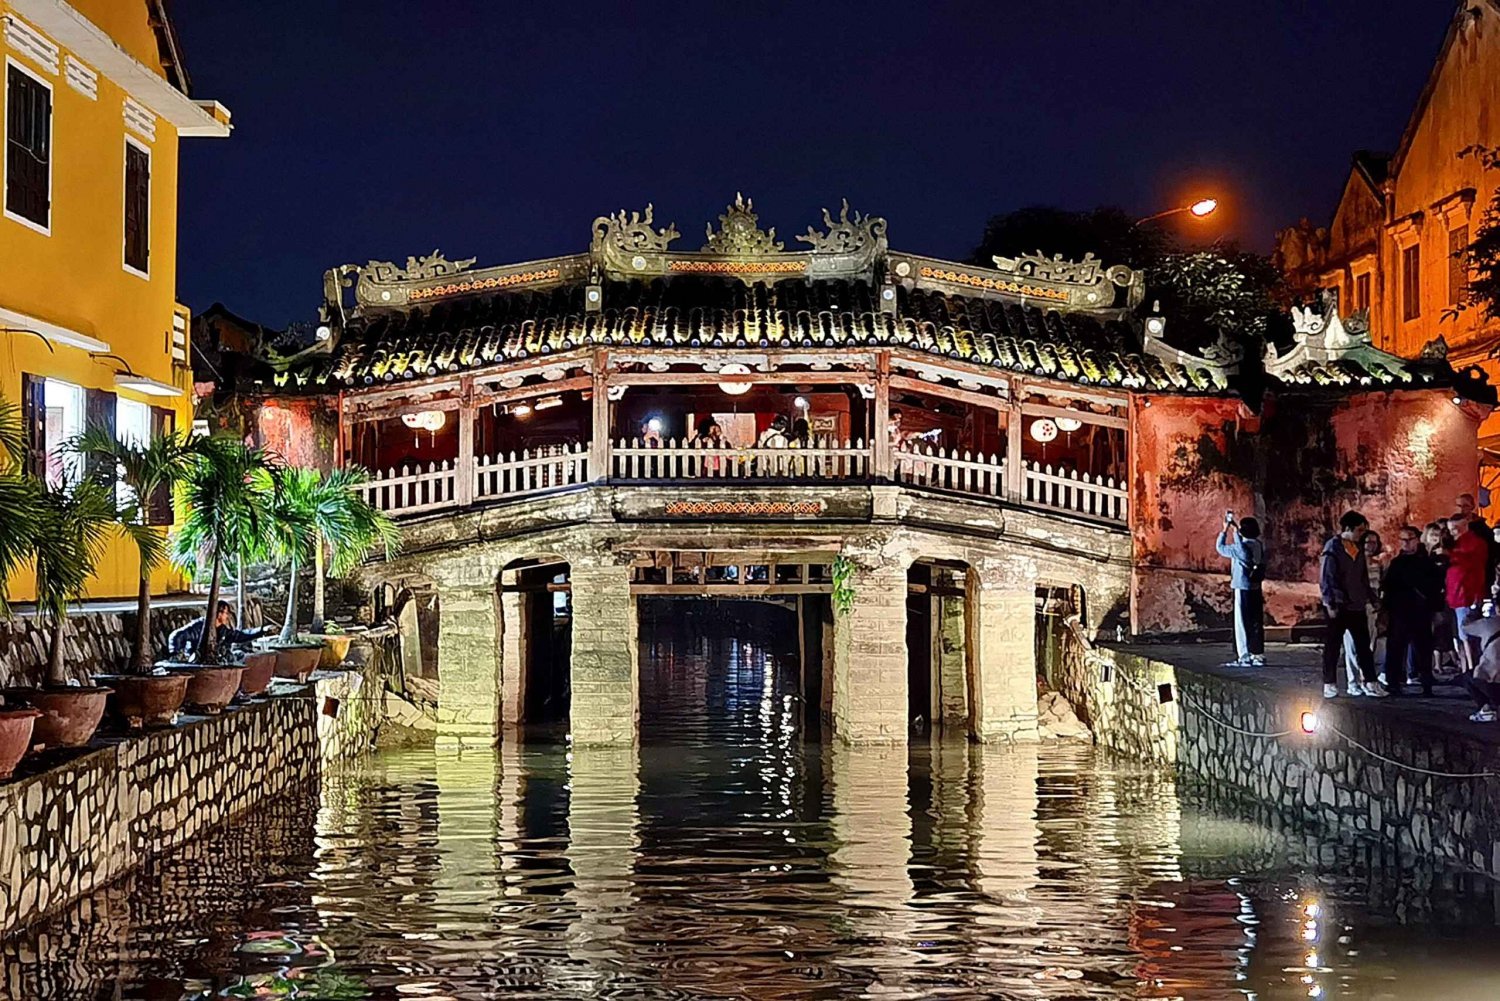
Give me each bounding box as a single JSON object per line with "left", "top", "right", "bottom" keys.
{"left": 1189, "top": 198, "right": 1218, "bottom": 218}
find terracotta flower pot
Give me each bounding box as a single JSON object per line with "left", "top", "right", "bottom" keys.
{"left": 96, "top": 673, "right": 190, "bottom": 730}
{"left": 239, "top": 651, "right": 278, "bottom": 697}
{"left": 272, "top": 644, "right": 322, "bottom": 682}
{"left": 314, "top": 634, "right": 353, "bottom": 669}
{"left": 181, "top": 666, "right": 246, "bottom": 714}
{"left": 6, "top": 687, "right": 112, "bottom": 749}
{"left": 0, "top": 708, "right": 41, "bottom": 780}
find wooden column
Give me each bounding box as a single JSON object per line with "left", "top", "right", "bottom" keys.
{"left": 1004, "top": 400, "right": 1024, "bottom": 503}
{"left": 589, "top": 349, "right": 610, "bottom": 482}
{"left": 873, "top": 350, "right": 892, "bottom": 480}
{"left": 456, "top": 404, "right": 476, "bottom": 507}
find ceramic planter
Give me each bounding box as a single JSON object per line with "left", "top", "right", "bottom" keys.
{"left": 5, "top": 687, "right": 112, "bottom": 749}
{"left": 0, "top": 708, "right": 41, "bottom": 779}
{"left": 181, "top": 666, "right": 246, "bottom": 714}
{"left": 272, "top": 644, "right": 322, "bottom": 682}
{"left": 96, "top": 673, "right": 190, "bottom": 730}
{"left": 310, "top": 633, "right": 353, "bottom": 669}
{"left": 239, "top": 651, "right": 277, "bottom": 696}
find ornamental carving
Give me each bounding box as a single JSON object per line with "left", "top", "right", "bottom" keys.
{"left": 591, "top": 204, "right": 680, "bottom": 255}
{"left": 795, "top": 199, "right": 888, "bottom": 255}
{"left": 362, "top": 251, "right": 477, "bottom": 285}
{"left": 703, "top": 193, "right": 783, "bottom": 254}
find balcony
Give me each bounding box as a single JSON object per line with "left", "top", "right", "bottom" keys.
{"left": 357, "top": 438, "right": 1128, "bottom": 526}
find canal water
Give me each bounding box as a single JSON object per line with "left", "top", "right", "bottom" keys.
{"left": 5, "top": 624, "right": 1500, "bottom": 1000}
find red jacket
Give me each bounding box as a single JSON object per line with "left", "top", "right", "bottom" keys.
{"left": 1446, "top": 530, "right": 1489, "bottom": 609}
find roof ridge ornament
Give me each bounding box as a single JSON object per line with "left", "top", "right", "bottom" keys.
{"left": 796, "top": 198, "right": 889, "bottom": 256}
{"left": 1265, "top": 288, "right": 1422, "bottom": 386}
{"left": 591, "top": 204, "right": 681, "bottom": 256}
{"left": 362, "top": 250, "right": 477, "bottom": 285}
{"left": 703, "top": 193, "right": 782, "bottom": 254}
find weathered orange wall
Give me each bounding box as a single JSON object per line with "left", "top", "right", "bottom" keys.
{"left": 1131, "top": 389, "right": 1484, "bottom": 635}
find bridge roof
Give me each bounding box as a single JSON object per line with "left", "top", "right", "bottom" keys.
{"left": 269, "top": 197, "right": 1480, "bottom": 402}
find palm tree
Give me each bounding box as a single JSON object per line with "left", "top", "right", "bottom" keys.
{"left": 266, "top": 467, "right": 398, "bottom": 642}
{"left": 75, "top": 426, "right": 204, "bottom": 672}
{"left": 33, "top": 476, "right": 116, "bottom": 685}
{"left": 0, "top": 397, "right": 39, "bottom": 613}
{"left": 172, "top": 437, "right": 277, "bottom": 664}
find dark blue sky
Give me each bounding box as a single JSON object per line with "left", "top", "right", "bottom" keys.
{"left": 173, "top": 1, "right": 1453, "bottom": 328}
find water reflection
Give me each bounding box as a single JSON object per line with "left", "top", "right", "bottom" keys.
{"left": 4, "top": 627, "right": 1500, "bottom": 999}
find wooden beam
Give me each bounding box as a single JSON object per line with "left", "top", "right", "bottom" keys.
{"left": 890, "top": 374, "right": 1008, "bottom": 413}
{"left": 607, "top": 370, "right": 872, "bottom": 387}
{"left": 473, "top": 374, "right": 592, "bottom": 409}
{"left": 628, "top": 583, "right": 833, "bottom": 596}
{"left": 1020, "top": 400, "right": 1129, "bottom": 430}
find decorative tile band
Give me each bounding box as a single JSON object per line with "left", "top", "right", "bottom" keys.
{"left": 407, "top": 268, "right": 563, "bottom": 301}
{"left": 665, "top": 500, "right": 825, "bottom": 516}
{"left": 667, "top": 260, "right": 807, "bottom": 275}
{"left": 918, "top": 266, "right": 1072, "bottom": 302}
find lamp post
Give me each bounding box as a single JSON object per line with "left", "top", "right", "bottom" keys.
{"left": 1135, "top": 198, "right": 1218, "bottom": 226}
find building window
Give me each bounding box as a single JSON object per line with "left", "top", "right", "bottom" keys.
{"left": 40, "top": 378, "right": 83, "bottom": 489}
{"left": 116, "top": 397, "right": 150, "bottom": 511}
{"left": 124, "top": 138, "right": 150, "bottom": 275}
{"left": 1449, "top": 225, "right": 1470, "bottom": 307}
{"left": 1402, "top": 244, "right": 1421, "bottom": 321}
{"left": 1354, "top": 273, "right": 1371, "bottom": 313}
{"left": 5, "top": 62, "right": 51, "bottom": 232}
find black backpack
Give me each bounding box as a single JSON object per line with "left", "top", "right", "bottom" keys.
{"left": 1246, "top": 543, "right": 1267, "bottom": 585}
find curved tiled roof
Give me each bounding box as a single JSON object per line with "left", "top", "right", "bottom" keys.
{"left": 303, "top": 277, "right": 1225, "bottom": 393}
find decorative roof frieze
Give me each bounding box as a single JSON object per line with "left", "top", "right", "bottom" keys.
{"left": 703, "top": 193, "right": 782, "bottom": 254}
{"left": 1264, "top": 289, "right": 1430, "bottom": 388}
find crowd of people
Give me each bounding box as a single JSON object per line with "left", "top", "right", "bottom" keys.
{"left": 1218, "top": 492, "right": 1500, "bottom": 720}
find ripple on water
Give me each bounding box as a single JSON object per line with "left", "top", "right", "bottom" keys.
{"left": 4, "top": 626, "right": 1500, "bottom": 1000}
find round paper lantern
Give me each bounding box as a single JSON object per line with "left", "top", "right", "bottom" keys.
{"left": 1029, "top": 418, "right": 1058, "bottom": 443}
{"left": 1055, "top": 416, "right": 1083, "bottom": 432}
{"left": 717, "top": 363, "right": 752, "bottom": 396}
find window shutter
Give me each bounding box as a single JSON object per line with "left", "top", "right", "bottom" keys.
{"left": 5, "top": 67, "right": 50, "bottom": 228}
{"left": 19, "top": 373, "right": 46, "bottom": 478}
{"left": 147, "top": 406, "right": 175, "bottom": 525}
{"left": 84, "top": 389, "right": 117, "bottom": 493}
{"left": 124, "top": 144, "right": 149, "bottom": 272}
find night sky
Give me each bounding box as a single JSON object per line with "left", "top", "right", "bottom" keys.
{"left": 173, "top": 1, "right": 1453, "bottom": 328}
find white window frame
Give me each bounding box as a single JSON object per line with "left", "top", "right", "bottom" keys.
{"left": 42, "top": 377, "right": 83, "bottom": 488}
{"left": 3, "top": 55, "right": 53, "bottom": 237}
{"left": 122, "top": 134, "right": 150, "bottom": 279}
{"left": 115, "top": 396, "right": 150, "bottom": 512}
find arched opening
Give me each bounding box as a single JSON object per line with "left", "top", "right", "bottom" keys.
{"left": 906, "top": 558, "right": 975, "bottom": 736}
{"left": 500, "top": 557, "right": 573, "bottom": 727}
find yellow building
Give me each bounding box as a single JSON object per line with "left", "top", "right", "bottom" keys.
{"left": 0, "top": 0, "right": 229, "bottom": 599}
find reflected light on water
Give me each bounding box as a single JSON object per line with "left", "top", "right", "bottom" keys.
{"left": 4, "top": 621, "right": 1500, "bottom": 998}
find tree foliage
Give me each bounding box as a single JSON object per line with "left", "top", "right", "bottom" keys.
{"left": 0, "top": 397, "right": 38, "bottom": 614}
{"left": 1453, "top": 145, "right": 1500, "bottom": 326}
{"left": 32, "top": 477, "right": 116, "bottom": 684}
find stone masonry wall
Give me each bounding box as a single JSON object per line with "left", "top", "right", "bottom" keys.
{"left": 1058, "top": 639, "right": 1500, "bottom": 879}
{"left": 0, "top": 671, "right": 383, "bottom": 938}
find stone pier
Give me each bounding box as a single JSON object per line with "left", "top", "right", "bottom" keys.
{"left": 569, "top": 559, "right": 638, "bottom": 745}
{"left": 970, "top": 563, "right": 1040, "bottom": 742}
{"left": 831, "top": 563, "right": 909, "bottom": 743}
{"left": 434, "top": 581, "right": 502, "bottom": 746}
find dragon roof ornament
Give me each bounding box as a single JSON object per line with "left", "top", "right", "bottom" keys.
{"left": 703, "top": 193, "right": 782, "bottom": 254}
{"left": 362, "top": 251, "right": 477, "bottom": 285}
{"left": 1264, "top": 289, "right": 1420, "bottom": 385}
{"left": 590, "top": 204, "right": 681, "bottom": 256}
{"left": 795, "top": 199, "right": 888, "bottom": 256}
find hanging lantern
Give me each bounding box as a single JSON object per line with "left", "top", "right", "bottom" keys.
{"left": 1055, "top": 415, "right": 1083, "bottom": 433}
{"left": 717, "top": 363, "right": 752, "bottom": 396}
{"left": 400, "top": 410, "right": 447, "bottom": 433}
{"left": 1029, "top": 418, "right": 1058, "bottom": 443}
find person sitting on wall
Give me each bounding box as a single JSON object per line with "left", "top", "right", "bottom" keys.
{"left": 167, "top": 600, "right": 270, "bottom": 662}
{"left": 1380, "top": 525, "right": 1441, "bottom": 697}
{"left": 1216, "top": 511, "right": 1266, "bottom": 668}
{"left": 1320, "top": 511, "right": 1387, "bottom": 699}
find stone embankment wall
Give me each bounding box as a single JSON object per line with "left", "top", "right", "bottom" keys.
{"left": 0, "top": 660, "right": 384, "bottom": 937}
{"left": 1057, "top": 630, "right": 1500, "bottom": 878}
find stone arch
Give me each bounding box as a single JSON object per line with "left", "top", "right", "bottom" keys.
{"left": 499, "top": 554, "right": 573, "bottom": 727}
{"left": 906, "top": 556, "right": 978, "bottom": 738}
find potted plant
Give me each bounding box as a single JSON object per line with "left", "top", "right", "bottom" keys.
{"left": 169, "top": 437, "right": 277, "bottom": 701}
{"left": 297, "top": 467, "right": 398, "bottom": 668}
{"left": 75, "top": 426, "right": 199, "bottom": 728}
{"left": 266, "top": 467, "right": 396, "bottom": 676}
{"left": 6, "top": 476, "right": 117, "bottom": 748}
{"left": 0, "top": 397, "right": 42, "bottom": 775}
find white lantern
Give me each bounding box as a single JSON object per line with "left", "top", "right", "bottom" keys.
{"left": 400, "top": 410, "right": 447, "bottom": 432}
{"left": 1055, "top": 416, "right": 1083, "bottom": 433}
{"left": 717, "top": 363, "right": 752, "bottom": 396}
{"left": 1029, "top": 418, "right": 1058, "bottom": 443}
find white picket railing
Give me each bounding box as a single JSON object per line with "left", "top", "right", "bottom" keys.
{"left": 895, "top": 446, "right": 1006, "bottom": 498}
{"left": 359, "top": 461, "right": 457, "bottom": 515}
{"left": 611, "top": 436, "right": 870, "bottom": 480}
{"left": 1023, "top": 461, "right": 1127, "bottom": 523}
{"left": 475, "top": 443, "right": 589, "bottom": 500}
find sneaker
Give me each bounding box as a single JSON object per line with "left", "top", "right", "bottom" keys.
{"left": 1249, "top": 654, "right": 1265, "bottom": 667}
{"left": 1323, "top": 684, "right": 1339, "bottom": 699}
{"left": 1470, "top": 708, "right": 1496, "bottom": 723}
{"left": 1362, "top": 681, "right": 1390, "bottom": 698}
{"left": 1346, "top": 686, "right": 1365, "bottom": 697}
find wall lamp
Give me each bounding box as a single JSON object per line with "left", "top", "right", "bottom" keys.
{"left": 91, "top": 352, "right": 183, "bottom": 397}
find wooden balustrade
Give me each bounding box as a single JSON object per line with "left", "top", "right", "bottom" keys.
{"left": 357, "top": 438, "right": 1126, "bottom": 526}
{"left": 1022, "top": 461, "right": 1127, "bottom": 523}
{"left": 475, "top": 443, "right": 589, "bottom": 500}
{"left": 894, "top": 446, "right": 1006, "bottom": 498}
{"left": 610, "top": 436, "right": 870, "bottom": 480}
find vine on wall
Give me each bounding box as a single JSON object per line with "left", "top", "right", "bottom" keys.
{"left": 831, "top": 555, "right": 857, "bottom": 616}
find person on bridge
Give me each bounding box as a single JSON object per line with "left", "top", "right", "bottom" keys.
{"left": 1380, "top": 526, "right": 1440, "bottom": 697}
{"left": 1320, "top": 511, "right": 1387, "bottom": 699}
{"left": 1445, "top": 511, "right": 1488, "bottom": 675}
{"left": 1216, "top": 511, "right": 1265, "bottom": 667}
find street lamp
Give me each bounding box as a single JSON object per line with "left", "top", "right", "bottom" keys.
{"left": 1136, "top": 197, "right": 1219, "bottom": 226}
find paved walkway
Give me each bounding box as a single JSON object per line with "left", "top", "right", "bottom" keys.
{"left": 1111, "top": 640, "right": 1500, "bottom": 747}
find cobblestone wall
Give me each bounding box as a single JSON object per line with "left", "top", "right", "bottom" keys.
{"left": 1058, "top": 639, "right": 1500, "bottom": 879}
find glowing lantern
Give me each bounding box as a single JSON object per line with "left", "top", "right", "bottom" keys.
{"left": 1029, "top": 418, "right": 1058, "bottom": 443}
{"left": 400, "top": 410, "right": 446, "bottom": 432}
{"left": 717, "top": 363, "right": 752, "bottom": 396}
{"left": 1055, "top": 416, "right": 1083, "bottom": 433}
